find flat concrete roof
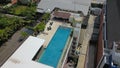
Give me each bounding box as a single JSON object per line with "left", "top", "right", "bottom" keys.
{"left": 1, "top": 36, "right": 53, "bottom": 68}
{"left": 37, "top": 0, "right": 91, "bottom": 16}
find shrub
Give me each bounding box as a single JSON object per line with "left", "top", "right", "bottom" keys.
{"left": 34, "top": 22, "right": 45, "bottom": 32}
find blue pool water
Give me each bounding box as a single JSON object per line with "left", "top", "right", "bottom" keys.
{"left": 38, "top": 26, "right": 71, "bottom": 68}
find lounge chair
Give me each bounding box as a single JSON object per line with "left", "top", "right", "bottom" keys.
{"left": 47, "top": 26, "right": 51, "bottom": 31}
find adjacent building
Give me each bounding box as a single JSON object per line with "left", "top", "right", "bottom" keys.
{"left": 96, "top": 0, "right": 120, "bottom": 68}
{"left": 37, "top": 0, "right": 91, "bottom": 16}
{"left": 1, "top": 36, "right": 53, "bottom": 68}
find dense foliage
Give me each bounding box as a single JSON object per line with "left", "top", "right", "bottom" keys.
{"left": 34, "top": 21, "right": 45, "bottom": 32}
{"left": 9, "top": 5, "right": 36, "bottom": 19}
{"left": 42, "top": 13, "right": 50, "bottom": 22}
{"left": 33, "top": 13, "right": 50, "bottom": 35}
{"left": 0, "top": 3, "right": 37, "bottom": 45}
{"left": 0, "top": 15, "right": 32, "bottom": 45}
{"left": 0, "top": 3, "right": 51, "bottom": 45}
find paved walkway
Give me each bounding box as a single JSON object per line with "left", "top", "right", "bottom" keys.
{"left": 79, "top": 29, "right": 86, "bottom": 44}
{"left": 0, "top": 28, "right": 27, "bottom": 66}
{"left": 77, "top": 15, "right": 96, "bottom": 68}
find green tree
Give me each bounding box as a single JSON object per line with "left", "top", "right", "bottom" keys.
{"left": 34, "top": 22, "right": 45, "bottom": 33}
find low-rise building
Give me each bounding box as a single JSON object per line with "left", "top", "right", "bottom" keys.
{"left": 37, "top": 0, "right": 91, "bottom": 16}
{"left": 1, "top": 36, "right": 53, "bottom": 68}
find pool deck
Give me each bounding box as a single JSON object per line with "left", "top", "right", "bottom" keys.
{"left": 37, "top": 20, "right": 71, "bottom": 48}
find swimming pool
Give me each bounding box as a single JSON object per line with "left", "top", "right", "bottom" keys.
{"left": 38, "top": 26, "right": 71, "bottom": 68}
